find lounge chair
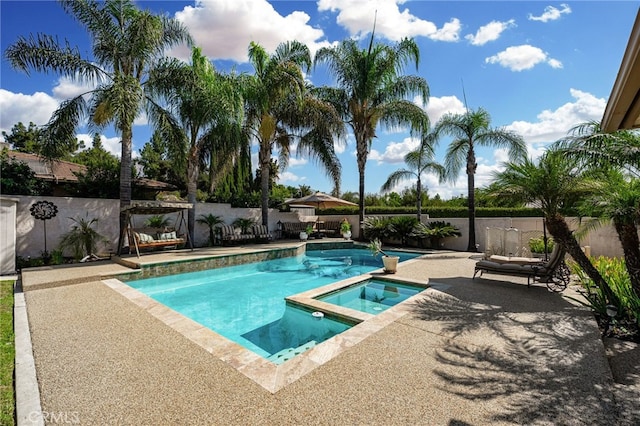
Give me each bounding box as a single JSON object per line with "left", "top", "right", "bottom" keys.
{"left": 219, "top": 224, "right": 254, "bottom": 245}
{"left": 319, "top": 220, "right": 342, "bottom": 237}
{"left": 252, "top": 225, "right": 273, "bottom": 242}
{"left": 473, "top": 244, "right": 570, "bottom": 292}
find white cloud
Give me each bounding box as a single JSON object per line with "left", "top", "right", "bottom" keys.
{"left": 0, "top": 89, "right": 59, "bottom": 137}
{"left": 369, "top": 136, "right": 419, "bottom": 164}
{"left": 528, "top": 4, "right": 571, "bottom": 23}
{"left": 317, "top": 0, "right": 460, "bottom": 42}
{"left": 505, "top": 88, "right": 606, "bottom": 145}
{"left": 278, "top": 171, "right": 306, "bottom": 184}
{"left": 76, "top": 133, "right": 122, "bottom": 158}
{"left": 417, "top": 95, "right": 466, "bottom": 124}
{"left": 465, "top": 19, "right": 515, "bottom": 46}
{"left": 288, "top": 157, "right": 309, "bottom": 167}
{"left": 485, "top": 44, "right": 562, "bottom": 71}
{"left": 172, "top": 0, "right": 333, "bottom": 62}
{"left": 51, "top": 76, "right": 95, "bottom": 100}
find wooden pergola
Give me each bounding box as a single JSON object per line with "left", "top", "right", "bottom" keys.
{"left": 117, "top": 201, "right": 194, "bottom": 257}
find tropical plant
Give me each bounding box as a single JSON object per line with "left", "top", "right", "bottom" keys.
{"left": 58, "top": 213, "right": 108, "bottom": 260}
{"left": 340, "top": 219, "right": 351, "bottom": 234}
{"left": 436, "top": 107, "right": 526, "bottom": 251}
{"left": 491, "top": 149, "right": 618, "bottom": 305}
{"left": 233, "top": 218, "right": 254, "bottom": 234}
{"left": 196, "top": 214, "right": 224, "bottom": 246}
{"left": 528, "top": 237, "right": 555, "bottom": 254}
{"left": 556, "top": 122, "right": 640, "bottom": 300}
{"left": 362, "top": 216, "right": 394, "bottom": 242}
{"left": 314, "top": 30, "right": 430, "bottom": 234}
{"left": 146, "top": 47, "right": 244, "bottom": 241}
{"left": 144, "top": 215, "right": 171, "bottom": 229}
{"left": 413, "top": 221, "right": 461, "bottom": 249}
{"left": 570, "top": 256, "right": 640, "bottom": 331}
{"left": 244, "top": 41, "right": 345, "bottom": 227}
{"left": 388, "top": 216, "right": 419, "bottom": 246}
{"left": 368, "top": 238, "right": 390, "bottom": 257}
{"left": 577, "top": 171, "right": 640, "bottom": 299}
{"left": 381, "top": 131, "right": 445, "bottom": 222}
{"left": 305, "top": 224, "right": 314, "bottom": 235}
{"left": 5, "top": 0, "right": 192, "bottom": 250}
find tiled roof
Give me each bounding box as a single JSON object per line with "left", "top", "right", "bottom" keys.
{"left": 5, "top": 151, "right": 176, "bottom": 190}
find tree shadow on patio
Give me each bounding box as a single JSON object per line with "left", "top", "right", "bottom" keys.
{"left": 408, "top": 276, "right": 620, "bottom": 424}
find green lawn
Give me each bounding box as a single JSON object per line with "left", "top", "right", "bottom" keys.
{"left": 0, "top": 280, "right": 15, "bottom": 425}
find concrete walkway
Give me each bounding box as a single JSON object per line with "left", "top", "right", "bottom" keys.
{"left": 18, "top": 249, "right": 640, "bottom": 425}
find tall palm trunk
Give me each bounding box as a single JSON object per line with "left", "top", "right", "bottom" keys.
{"left": 118, "top": 125, "right": 133, "bottom": 254}
{"left": 260, "top": 144, "right": 271, "bottom": 226}
{"left": 466, "top": 150, "right": 477, "bottom": 252}
{"left": 416, "top": 176, "right": 422, "bottom": 223}
{"left": 186, "top": 145, "right": 200, "bottom": 244}
{"left": 546, "top": 214, "right": 618, "bottom": 304}
{"left": 356, "top": 137, "right": 367, "bottom": 241}
{"left": 613, "top": 220, "right": 640, "bottom": 299}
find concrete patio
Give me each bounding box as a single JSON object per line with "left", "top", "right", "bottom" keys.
{"left": 15, "top": 245, "right": 640, "bottom": 425}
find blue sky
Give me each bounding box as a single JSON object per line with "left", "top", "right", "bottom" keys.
{"left": 1, "top": 1, "right": 638, "bottom": 199}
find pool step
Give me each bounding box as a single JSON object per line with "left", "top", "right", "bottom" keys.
{"left": 267, "top": 340, "right": 317, "bottom": 364}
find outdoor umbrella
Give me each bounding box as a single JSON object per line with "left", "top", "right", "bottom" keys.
{"left": 285, "top": 192, "right": 357, "bottom": 210}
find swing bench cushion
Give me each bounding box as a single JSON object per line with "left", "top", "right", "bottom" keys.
{"left": 133, "top": 230, "right": 184, "bottom": 248}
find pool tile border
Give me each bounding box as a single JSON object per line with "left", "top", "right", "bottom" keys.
{"left": 102, "top": 271, "right": 431, "bottom": 393}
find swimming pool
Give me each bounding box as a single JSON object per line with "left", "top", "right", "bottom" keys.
{"left": 317, "top": 279, "right": 426, "bottom": 315}
{"left": 126, "top": 247, "right": 418, "bottom": 362}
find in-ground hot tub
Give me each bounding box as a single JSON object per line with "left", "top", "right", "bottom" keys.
{"left": 316, "top": 278, "right": 427, "bottom": 315}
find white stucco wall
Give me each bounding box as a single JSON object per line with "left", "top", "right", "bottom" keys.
{"left": 9, "top": 195, "right": 633, "bottom": 259}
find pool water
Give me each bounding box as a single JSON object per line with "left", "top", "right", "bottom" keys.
{"left": 126, "top": 248, "right": 418, "bottom": 362}
{"left": 317, "top": 279, "right": 425, "bottom": 315}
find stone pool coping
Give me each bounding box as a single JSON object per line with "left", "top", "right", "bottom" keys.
{"left": 103, "top": 266, "right": 430, "bottom": 393}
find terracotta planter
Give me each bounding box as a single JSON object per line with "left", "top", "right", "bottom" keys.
{"left": 382, "top": 255, "right": 399, "bottom": 274}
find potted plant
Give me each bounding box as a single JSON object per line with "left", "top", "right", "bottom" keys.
{"left": 368, "top": 238, "right": 400, "bottom": 274}
{"left": 197, "top": 214, "right": 224, "bottom": 246}
{"left": 300, "top": 224, "right": 314, "bottom": 241}
{"left": 340, "top": 219, "right": 352, "bottom": 240}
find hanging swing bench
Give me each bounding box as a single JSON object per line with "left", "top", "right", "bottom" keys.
{"left": 119, "top": 201, "right": 194, "bottom": 257}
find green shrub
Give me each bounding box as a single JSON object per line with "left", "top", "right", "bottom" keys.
{"left": 570, "top": 256, "right": 640, "bottom": 327}
{"left": 528, "top": 237, "right": 555, "bottom": 254}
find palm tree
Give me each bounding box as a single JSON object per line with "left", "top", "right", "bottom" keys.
{"left": 580, "top": 171, "right": 640, "bottom": 299}
{"left": 314, "top": 32, "right": 430, "bottom": 233}
{"left": 555, "top": 121, "right": 640, "bottom": 175}
{"left": 381, "top": 131, "right": 444, "bottom": 222}
{"left": 436, "top": 107, "right": 526, "bottom": 251}
{"left": 555, "top": 122, "right": 640, "bottom": 299}
{"left": 146, "top": 47, "right": 244, "bottom": 242}
{"left": 58, "top": 213, "right": 108, "bottom": 260}
{"left": 492, "top": 150, "right": 618, "bottom": 305}
{"left": 196, "top": 214, "right": 224, "bottom": 246}
{"left": 245, "top": 41, "right": 345, "bottom": 226}
{"left": 5, "top": 0, "right": 191, "bottom": 253}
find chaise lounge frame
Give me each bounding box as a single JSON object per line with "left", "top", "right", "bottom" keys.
{"left": 473, "top": 245, "right": 571, "bottom": 292}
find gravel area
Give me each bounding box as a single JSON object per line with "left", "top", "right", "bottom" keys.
{"left": 21, "top": 251, "right": 640, "bottom": 425}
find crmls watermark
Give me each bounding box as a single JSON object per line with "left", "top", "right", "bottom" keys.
{"left": 28, "top": 411, "right": 80, "bottom": 424}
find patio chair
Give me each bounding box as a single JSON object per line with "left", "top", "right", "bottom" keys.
{"left": 252, "top": 224, "right": 273, "bottom": 243}
{"left": 473, "top": 244, "right": 570, "bottom": 292}
{"left": 219, "top": 224, "right": 254, "bottom": 245}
